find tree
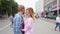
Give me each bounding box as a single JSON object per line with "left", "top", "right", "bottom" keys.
{"left": 0, "top": 0, "right": 1, "bottom": 5}
{"left": 12, "top": 0, "right": 18, "bottom": 15}
{"left": 0, "top": 0, "right": 18, "bottom": 16}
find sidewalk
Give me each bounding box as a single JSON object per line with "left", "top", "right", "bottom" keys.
{"left": 0, "top": 26, "right": 13, "bottom": 34}
{"left": 34, "top": 18, "right": 60, "bottom": 34}
{"left": 0, "top": 18, "right": 11, "bottom": 31}
{"left": 40, "top": 17, "right": 56, "bottom": 23}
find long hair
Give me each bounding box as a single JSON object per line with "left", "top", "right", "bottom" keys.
{"left": 26, "top": 8, "right": 35, "bottom": 20}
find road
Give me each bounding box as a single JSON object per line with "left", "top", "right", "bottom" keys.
{"left": 34, "top": 18, "right": 60, "bottom": 34}
{"left": 0, "top": 19, "right": 11, "bottom": 28}
{"left": 0, "top": 18, "right": 60, "bottom": 34}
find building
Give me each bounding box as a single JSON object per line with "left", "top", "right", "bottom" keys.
{"left": 35, "top": 0, "right": 44, "bottom": 14}
{"left": 44, "top": 0, "right": 60, "bottom": 19}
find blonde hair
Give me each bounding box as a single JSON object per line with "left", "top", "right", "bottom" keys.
{"left": 26, "top": 8, "right": 35, "bottom": 20}
{"left": 18, "top": 5, "right": 25, "bottom": 12}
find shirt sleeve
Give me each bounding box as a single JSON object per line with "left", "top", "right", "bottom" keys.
{"left": 16, "top": 16, "right": 22, "bottom": 27}
{"left": 14, "top": 15, "right": 22, "bottom": 31}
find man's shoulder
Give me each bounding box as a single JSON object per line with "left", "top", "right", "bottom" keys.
{"left": 13, "top": 13, "right": 22, "bottom": 20}
{"left": 15, "top": 13, "right": 21, "bottom": 17}
{"left": 28, "top": 18, "right": 33, "bottom": 21}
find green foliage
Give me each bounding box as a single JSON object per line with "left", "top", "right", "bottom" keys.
{"left": 0, "top": 0, "right": 18, "bottom": 15}
{"left": 0, "top": 0, "right": 1, "bottom": 5}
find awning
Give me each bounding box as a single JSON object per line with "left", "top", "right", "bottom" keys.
{"left": 52, "top": 7, "right": 60, "bottom": 11}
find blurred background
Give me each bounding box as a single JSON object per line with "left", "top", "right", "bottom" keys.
{"left": 0, "top": 0, "right": 60, "bottom": 34}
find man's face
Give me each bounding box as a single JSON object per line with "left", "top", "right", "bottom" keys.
{"left": 22, "top": 8, "right": 25, "bottom": 15}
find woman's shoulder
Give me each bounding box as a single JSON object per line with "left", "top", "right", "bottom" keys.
{"left": 27, "top": 18, "right": 34, "bottom": 22}
{"left": 28, "top": 18, "right": 33, "bottom": 20}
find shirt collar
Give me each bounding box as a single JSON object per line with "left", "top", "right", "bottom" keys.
{"left": 18, "top": 12, "right": 23, "bottom": 17}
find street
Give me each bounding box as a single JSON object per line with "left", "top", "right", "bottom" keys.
{"left": 0, "top": 18, "right": 60, "bottom": 34}
{"left": 34, "top": 18, "right": 60, "bottom": 34}
{"left": 0, "top": 0, "right": 60, "bottom": 34}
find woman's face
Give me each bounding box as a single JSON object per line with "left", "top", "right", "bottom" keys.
{"left": 26, "top": 10, "right": 30, "bottom": 17}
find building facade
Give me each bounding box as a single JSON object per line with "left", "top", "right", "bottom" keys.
{"left": 44, "top": 0, "right": 60, "bottom": 19}
{"left": 35, "top": 0, "right": 44, "bottom": 13}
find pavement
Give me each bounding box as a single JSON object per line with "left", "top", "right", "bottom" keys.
{"left": 0, "top": 18, "right": 11, "bottom": 31}
{"left": 40, "top": 17, "right": 56, "bottom": 23}
{"left": 0, "top": 25, "right": 13, "bottom": 34}
{"left": 34, "top": 18, "right": 60, "bottom": 34}
{"left": 0, "top": 17, "right": 60, "bottom": 34}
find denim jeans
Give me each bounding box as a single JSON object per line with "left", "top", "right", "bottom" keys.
{"left": 59, "top": 23, "right": 60, "bottom": 30}
{"left": 56, "top": 22, "right": 60, "bottom": 30}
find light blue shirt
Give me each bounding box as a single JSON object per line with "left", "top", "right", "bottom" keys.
{"left": 13, "top": 12, "right": 22, "bottom": 34}
{"left": 9, "top": 15, "right": 13, "bottom": 22}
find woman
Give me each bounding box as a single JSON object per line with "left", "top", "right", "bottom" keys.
{"left": 55, "top": 15, "right": 60, "bottom": 31}
{"left": 22, "top": 8, "right": 35, "bottom": 34}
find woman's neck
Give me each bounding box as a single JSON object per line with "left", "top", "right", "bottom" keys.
{"left": 27, "top": 16, "right": 31, "bottom": 18}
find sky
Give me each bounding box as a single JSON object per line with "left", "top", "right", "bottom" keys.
{"left": 14, "top": 0, "right": 44, "bottom": 13}
{"left": 14, "top": 0, "right": 39, "bottom": 12}
{"left": 36, "top": 0, "right": 44, "bottom": 13}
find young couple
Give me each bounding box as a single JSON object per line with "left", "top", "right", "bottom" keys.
{"left": 13, "top": 5, "right": 35, "bottom": 34}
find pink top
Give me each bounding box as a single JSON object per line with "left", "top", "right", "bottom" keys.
{"left": 24, "top": 17, "right": 34, "bottom": 34}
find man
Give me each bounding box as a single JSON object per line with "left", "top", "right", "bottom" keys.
{"left": 9, "top": 14, "right": 13, "bottom": 24}
{"left": 13, "top": 5, "right": 25, "bottom": 34}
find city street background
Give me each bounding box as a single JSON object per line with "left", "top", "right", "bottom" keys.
{"left": 0, "top": 0, "right": 60, "bottom": 34}
{"left": 0, "top": 17, "right": 60, "bottom": 34}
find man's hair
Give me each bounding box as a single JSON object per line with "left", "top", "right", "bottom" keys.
{"left": 18, "top": 5, "right": 25, "bottom": 12}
